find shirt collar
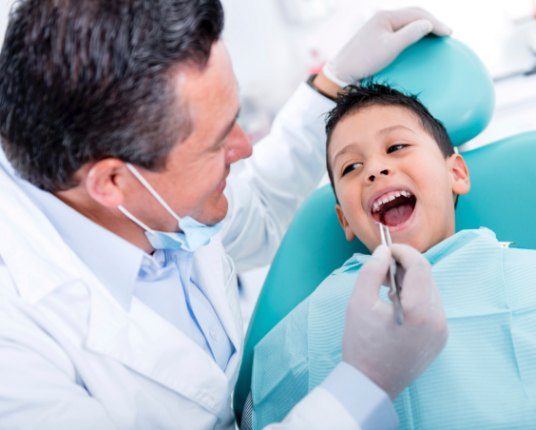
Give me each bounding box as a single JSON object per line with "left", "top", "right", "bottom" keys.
{"left": 18, "top": 179, "right": 145, "bottom": 310}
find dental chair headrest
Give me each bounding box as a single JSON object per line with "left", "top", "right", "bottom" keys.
{"left": 372, "top": 36, "right": 494, "bottom": 146}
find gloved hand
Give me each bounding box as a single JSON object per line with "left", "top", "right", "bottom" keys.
{"left": 323, "top": 8, "right": 452, "bottom": 87}
{"left": 342, "top": 243, "right": 448, "bottom": 400}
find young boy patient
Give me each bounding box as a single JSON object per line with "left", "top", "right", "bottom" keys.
{"left": 250, "top": 84, "right": 536, "bottom": 429}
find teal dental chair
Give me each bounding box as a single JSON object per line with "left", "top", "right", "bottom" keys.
{"left": 234, "top": 36, "right": 536, "bottom": 422}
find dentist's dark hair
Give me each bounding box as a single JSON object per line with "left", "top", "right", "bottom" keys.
{"left": 0, "top": 0, "right": 224, "bottom": 191}
{"left": 325, "top": 82, "right": 454, "bottom": 196}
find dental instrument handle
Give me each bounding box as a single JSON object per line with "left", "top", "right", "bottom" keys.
{"left": 389, "top": 260, "right": 404, "bottom": 325}
{"left": 379, "top": 223, "right": 404, "bottom": 325}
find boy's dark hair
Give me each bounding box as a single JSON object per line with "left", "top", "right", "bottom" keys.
{"left": 0, "top": 0, "right": 224, "bottom": 192}
{"left": 325, "top": 82, "right": 454, "bottom": 193}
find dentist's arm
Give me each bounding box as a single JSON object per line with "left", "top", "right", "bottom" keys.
{"left": 264, "top": 245, "right": 448, "bottom": 430}
{"left": 222, "top": 8, "right": 451, "bottom": 272}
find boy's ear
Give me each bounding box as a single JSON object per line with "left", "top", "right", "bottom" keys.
{"left": 335, "top": 204, "right": 356, "bottom": 242}
{"left": 448, "top": 153, "right": 471, "bottom": 197}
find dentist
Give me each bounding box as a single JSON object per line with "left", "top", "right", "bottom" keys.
{"left": 0, "top": 1, "right": 449, "bottom": 429}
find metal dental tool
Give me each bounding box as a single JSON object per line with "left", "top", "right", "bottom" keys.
{"left": 378, "top": 223, "right": 404, "bottom": 325}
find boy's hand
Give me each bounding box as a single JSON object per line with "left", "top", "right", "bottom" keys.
{"left": 341, "top": 244, "right": 448, "bottom": 400}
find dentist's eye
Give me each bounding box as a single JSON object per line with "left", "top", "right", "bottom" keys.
{"left": 341, "top": 162, "right": 363, "bottom": 177}
{"left": 387, "top": 143, "right": 408, "bottom": 154}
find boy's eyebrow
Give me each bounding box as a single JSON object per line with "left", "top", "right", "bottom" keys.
{"left": 331, "top": 144, "right": 360, "bottom": 168}
{"left": 378, "top": 124, "right": 417, "bottom": 136}
{"left": 331, "top": 124, "right": 417, "bottom": 166}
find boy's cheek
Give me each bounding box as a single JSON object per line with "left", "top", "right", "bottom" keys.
{"left": 352, "top": 220, "right": 377, "bottom": 250}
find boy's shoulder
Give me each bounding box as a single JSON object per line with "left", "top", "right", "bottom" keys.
{"left": 502, "top": 245, "right": 536, "bottom": 273}
{"left": 330, "top": 253, "right": 369, "bottom": 276}
{"left": 308, "top": 254, "right": 369, "bottom": 309}
{"left": 504, "top": 245, "right": 536, "bottom": 257}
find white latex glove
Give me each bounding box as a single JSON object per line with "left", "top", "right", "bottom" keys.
{"left": 342, "top": 243, "right": 448, "bottom": 400}
{"left": 323, "top": 8, "right": 452, "bottom": 87}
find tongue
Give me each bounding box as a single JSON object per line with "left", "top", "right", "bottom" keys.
{"left": 382, "top": 203, "right": 413, "bottom": 227}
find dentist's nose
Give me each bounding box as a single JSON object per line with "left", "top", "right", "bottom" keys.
{"left": 226, "top": 124, "right": 252, "bottom": 164}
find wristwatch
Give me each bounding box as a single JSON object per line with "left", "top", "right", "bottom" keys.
{"left": 306, "top": 74, "right": 337, "bottom": 102}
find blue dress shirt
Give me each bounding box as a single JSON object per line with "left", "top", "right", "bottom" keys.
{"left": 18, "top": 179, "right": 235, "bottom": 371}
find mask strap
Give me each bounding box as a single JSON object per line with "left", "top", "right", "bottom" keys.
{"left": 118, "top": 205, "right": 155, "bottom": 233}
{"left": 125, "top": 163, "right": 182, "bottom": 224}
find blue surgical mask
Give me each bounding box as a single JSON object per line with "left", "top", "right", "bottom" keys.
{"left": 118, "top": 163, "right": 223, "bottom": 253}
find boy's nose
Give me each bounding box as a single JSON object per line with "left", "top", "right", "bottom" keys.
{"left": 368, "top": 168, "right": 390, "bottom": 183}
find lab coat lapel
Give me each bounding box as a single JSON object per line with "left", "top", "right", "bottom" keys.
{"left": 192, "top": 239, "right": 243, "bottom": 371}
{"left": 86, "top": 239, "right": 245, "bottom": 408}
{"left": 85, "top": 286, "right": 231, "bottom": 414}
{"left": 84, "top": 239, "right": 243, "bottom": 413}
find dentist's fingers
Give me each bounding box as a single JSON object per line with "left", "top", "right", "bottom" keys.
{"left": 390, "top": 243, "right": 440, "bottom": 313}
{"left": 391, "top": 19, "right": 434, "bottom": 53}
{"left": 386, "top": 7, "right": 452, "bottom": 36}
{"left": 350, "top": 245, "right": 391, "bottom": 306}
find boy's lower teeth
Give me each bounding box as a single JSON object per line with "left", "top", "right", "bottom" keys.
{"left": 382, "top": 203, "right": 414, "bottom": 227}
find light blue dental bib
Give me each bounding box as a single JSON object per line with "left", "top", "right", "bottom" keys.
{"left": 251, "top": 229, "right": 536, "bottom": 429}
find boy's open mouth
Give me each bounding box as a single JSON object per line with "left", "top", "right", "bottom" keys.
{"left": 370, "top": 189, "right": 417, "bottom": 227}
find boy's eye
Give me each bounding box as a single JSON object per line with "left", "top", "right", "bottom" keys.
{"left": 387, "top": 143, "right": 408, "bottom": 154}
{"left": 341, "top": 162, "right": 363, "bottom": 177}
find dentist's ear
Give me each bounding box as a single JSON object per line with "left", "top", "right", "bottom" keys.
{"left": 84, "top": 159, "right": 129, "bottom": 208}
{"left": 336, "top": 204, "right": 356, "bottom": 242}
{"left": 448, "top": 153, "right": 470, "bottom": 197}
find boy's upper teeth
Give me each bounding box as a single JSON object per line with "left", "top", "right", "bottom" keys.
{"left": 372, "top": 190, "right": 413, "bottom": 213}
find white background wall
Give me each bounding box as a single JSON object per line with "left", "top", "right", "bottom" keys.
{"left": 0, "top": 0, "right": 9, "bottom": 41}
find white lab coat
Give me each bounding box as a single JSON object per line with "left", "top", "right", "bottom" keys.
{"left": 0, "top": 84, "right": 360, "bottom": 430}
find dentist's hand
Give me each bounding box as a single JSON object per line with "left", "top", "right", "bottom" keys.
{"left": 341, "top": 244, "right": 448, "bottom": 400}
{"left": 317, "top": 8, "right": 451, "bottom": 95}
